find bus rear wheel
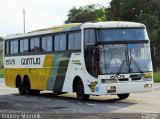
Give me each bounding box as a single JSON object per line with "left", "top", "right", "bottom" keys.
{"left": 23, "top": 77, "right": 40, "bottom": 95}
{"left": 117, "top": 93, "right": 130, "bottom": 100}
{"left": 16, "top": 78, "right": 25, "bottom": 95}
{"left": 74, "top": 79, "right": 89, "bottom": 101}
{"left": 24, "top": 77, "right": 32, "bottom": 95}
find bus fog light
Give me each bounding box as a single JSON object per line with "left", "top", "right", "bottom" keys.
{"left": 144, "top": 84, "right": 152, "bottom": 88}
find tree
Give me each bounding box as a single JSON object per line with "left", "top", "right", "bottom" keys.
{"left": 65, "top": 4, "right": 107, "bottom": 23}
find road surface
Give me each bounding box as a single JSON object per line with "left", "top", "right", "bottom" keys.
{"left": 0, "top": 78, "right": 160, "bottom": 119}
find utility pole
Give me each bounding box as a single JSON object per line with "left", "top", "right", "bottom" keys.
{"left": 22, "top": 9, "right": 26, "bottom": 33}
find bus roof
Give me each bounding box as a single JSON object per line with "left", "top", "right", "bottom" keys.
{"left": 6, "top": 23, "right": 82, "bottom": 40}
{"left": 83, "top": 21, "right": 145, "bottom": 29}
{"left": 5, "top": 21, "right": 145, "bottom": 40}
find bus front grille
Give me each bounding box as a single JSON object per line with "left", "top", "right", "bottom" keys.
{"left": 118, "top": 78, "right": 129, "bottom": 81}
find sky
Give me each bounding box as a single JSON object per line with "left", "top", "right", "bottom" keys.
{"left": 0, "top": 0, "right": 111, "bottom": 37}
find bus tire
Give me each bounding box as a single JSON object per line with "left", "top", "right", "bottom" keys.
{"left": 31, "top": 90, "right": 40, "bottom": 95}
{"left": 16, "top": 76, "right": 25, "bottom": 95}
{"left": 23, "top": 76, "right": 32, "bottom": 95}
{"left": 74, "top": 79, "right": 89, "bottom": 101}
{"left": 117, "top": 93, "right": 130, "bottom": 100}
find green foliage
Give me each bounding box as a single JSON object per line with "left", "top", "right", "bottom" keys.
{"left": 0, "top": 68, "right": 4, "bottom": 78}
{"left": 154, "top": 72, "right": 160, "bottom": 82}
{"left": 65, "top": 4, "right": 107, "bottom": 23}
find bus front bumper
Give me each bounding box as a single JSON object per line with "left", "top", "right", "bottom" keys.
{"left": 98, "top": 81, "right": 153, "bottom": 95}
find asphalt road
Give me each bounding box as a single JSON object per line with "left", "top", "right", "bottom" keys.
{"left": 0, "top": 78, "right": 160, "bottom": 119}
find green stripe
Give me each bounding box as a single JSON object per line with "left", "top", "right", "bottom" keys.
{"left": 53, "top": 52, "right": 71, "bottom": 92}
{"left": 46, "top": 53, "right": 61, "bottom": 90}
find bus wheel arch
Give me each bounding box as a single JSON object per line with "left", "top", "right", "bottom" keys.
{"left": 117, "top": 93, "right": 130, "bottom": 100}
{"left": 72, "top": 76, "right": 90, "bottom": 101}
{"left": 16, "top": 75, "right": 25, "bottom": 95}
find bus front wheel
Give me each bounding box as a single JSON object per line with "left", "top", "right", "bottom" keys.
{"left": 117, "top": 93, "right": 130, "bottom": 100}
{"left": 74, "top": 79, "right": 89, "bottom": 101}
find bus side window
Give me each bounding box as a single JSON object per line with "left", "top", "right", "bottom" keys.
{"left": 42, "top": 35, "right": 52, "bottom": 52}
{"left": 10, "top": 41, "right": 14, "bottom": 54}
{"left": 30, "top": 37, "right": 40, "bottom": 53}
{"left": 75, "top": 32, "right": 81, "bottom": 50}
{"left": 5, "top": 41, "right": 10, "bottom": 55}
{"left": 54, "top": 34, "right": 66, "bottom": 51}
{"left": 60, "top": 34, "right": 66, "bottom": 51}
{"left": 24, "top": 39, "right": 29, "bottom": 53}
{"left": 84, "top": 29, "right": 95, "bottom": 45}
{"left": 54, "top": 35, "right": 60, "bottom": 51}
{"left": 68, "top": 33, "right": 74, "bottom": 50}
{"left": 20, "top": 39, "right": 24, "bottom": 53}
{"left": 13, "top": 40, "right": 18, "bottom": 54}
{"left": 68, "top": 32, "right": 81, "bottom": 50}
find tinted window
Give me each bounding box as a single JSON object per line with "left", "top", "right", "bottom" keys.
{"left": 68, "top": 32, "right": 81, "bottom": 50}
{"left": 24, "top": 39, "right": 28, "bottom": 53}
{"left": 30, "top": 37, "right": 40, "bottom": 53}
{"left": 54, "top": 34, "right": 66, "bottom": 51}
{"left": 5, "top": 41, "right": 9, "bottom": 55}
{"left": 84, "top": 29, "right": 95, "bottom": 45}
{"left": 54, "top": 35, "right": 59, "bottom": 51}
{"left": 9, "top": 40, "right": 19, "bottom": 54}
{"left": 30, "top": 38, "right": 34, "bottom": 52}
{"left": 75, "top": 32, "right": 81, "bottom": 49}
{"left": 13, "top": 40, "right": 18, "bottom": 54}
{"left": 42, "top": 35, "right": 52, "bottom": 52}
{"left": 68, "top": 34, "right": 74, "bottom": 50}
{"left": 97, "top": 28, "right": 149, "bottom": 41}
{"left": 10, "top": 41, "right": 14, "bottom": 54}
{"left": 20, "top": 40, "right": 24, "bottom": 53}
{"left": 60, "top": 34, "right": 66, "bottom": 51}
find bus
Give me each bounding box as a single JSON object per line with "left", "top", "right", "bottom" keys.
{"left": 4, "top": 21, "right": 153, "bottom": 100}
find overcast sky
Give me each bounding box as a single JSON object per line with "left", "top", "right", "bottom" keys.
{"left": 0, "top": 0, "right": 111, "bottom": 37}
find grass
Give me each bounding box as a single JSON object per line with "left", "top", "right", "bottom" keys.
{"left": 0, "top": 68, "right": 4, "bottom": 78}
{"left": 153, "top": 72, "right": 160, "bottom": 82}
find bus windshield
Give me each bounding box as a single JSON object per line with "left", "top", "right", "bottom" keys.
{"left": 97, "top": 28, "right": 149, "bottom": 41}
{"left": 99, "top": 43, "right": 152, "bottom": 74}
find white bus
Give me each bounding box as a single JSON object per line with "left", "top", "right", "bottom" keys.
{"left": 4, "top": 21, "right": 153, "bottom": 100}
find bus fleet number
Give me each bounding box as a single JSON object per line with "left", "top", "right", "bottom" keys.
{"left": 6, "top": 59, "right": 15, "bottom": 65}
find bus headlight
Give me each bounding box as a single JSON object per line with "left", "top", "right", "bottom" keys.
{"left": 143, "top": 73, "right": 153, "bottom": 81}
{"left": 143, "top": 77, "right": 152, "bottom": 81}
{"left": 107, "top": 86, "right": 116, "bottom": 93}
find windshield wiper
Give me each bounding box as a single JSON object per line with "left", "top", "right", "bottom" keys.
{"left": 129, "top": 51, "right": 144, "bottom": 74}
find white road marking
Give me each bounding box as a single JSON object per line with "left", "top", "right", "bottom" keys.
{"left": 144, "top": 111, "right": 159, "bottom": 113}
{"left": 106, "top": 106, "right": 121, "bottom": 109}
{"left": 85, "top": 103, "right": 96, "bottom": 106}
{"left": 106, "top": 106, "right": 144, "bottom": 113}
{"left": 57, "top": 100, "right": 68, "bottom": 103}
